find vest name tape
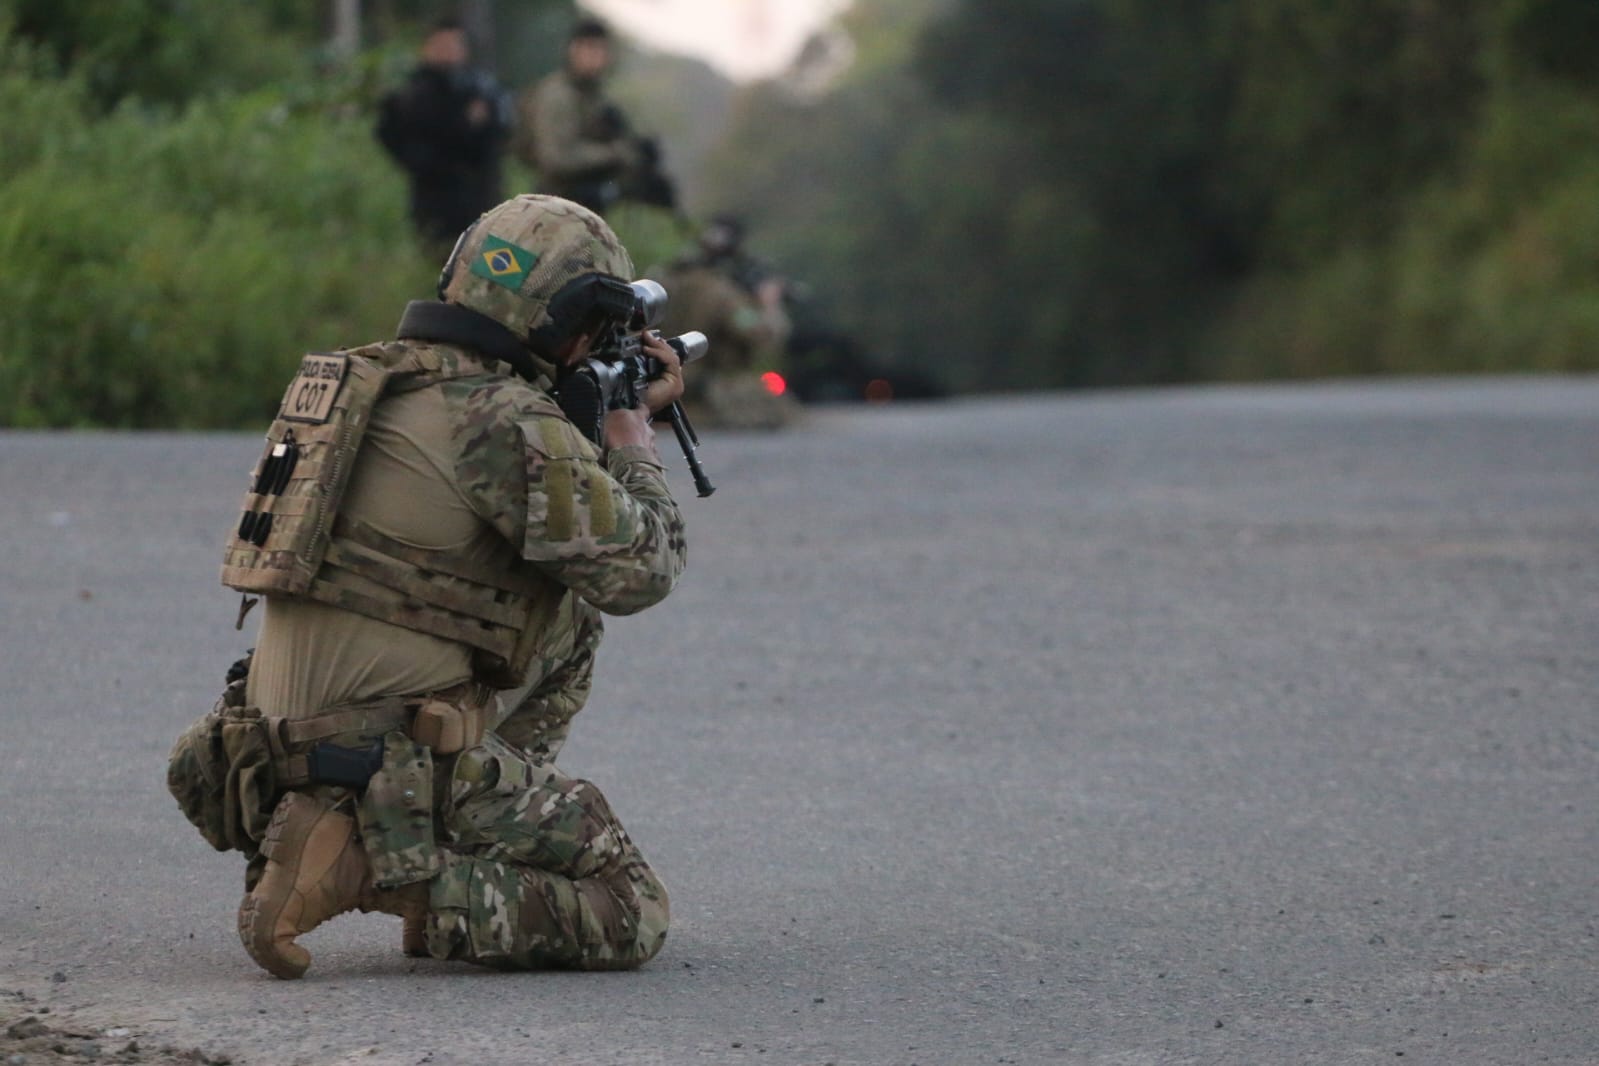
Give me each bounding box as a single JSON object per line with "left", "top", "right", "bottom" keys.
{"left": 281, "top": 353, "right": 350, "bottom": 424}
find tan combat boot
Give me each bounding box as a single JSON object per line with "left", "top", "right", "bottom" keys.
{"left": 238, "top": 791, "right": 376, "bottom": 979}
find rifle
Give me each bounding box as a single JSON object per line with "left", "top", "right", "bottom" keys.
{"left": 556, "top": 279, "right": 716, "bottom": 498}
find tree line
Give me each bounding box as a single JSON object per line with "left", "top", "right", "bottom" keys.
{"left": 705, "top": 0, "right": 1599, "bottom": 391}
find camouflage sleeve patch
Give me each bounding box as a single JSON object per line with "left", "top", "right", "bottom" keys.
{"left": 515, "top": 415, "right": 687, "bottom": 616}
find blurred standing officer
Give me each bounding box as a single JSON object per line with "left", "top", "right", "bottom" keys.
{"left": 377, "top": 18, "right": 512, "bottom": 257}
{"left": 515, "top": 18, "right": 639, "bottom": 215}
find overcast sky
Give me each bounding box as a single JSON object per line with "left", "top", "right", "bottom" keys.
{"left": 581, "top": 0, "right": 854, "bottom": 81}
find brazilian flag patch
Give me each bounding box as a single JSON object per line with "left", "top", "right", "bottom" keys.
{"left": 470, "top": 235, "right": 538, "bottom": 291}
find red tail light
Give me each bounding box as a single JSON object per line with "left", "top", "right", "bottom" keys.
{"left": 761, "top": 371, "right": 787, "bottom": 397}
{"left": 864, "top": 379, "right": 894, "bottom": 404}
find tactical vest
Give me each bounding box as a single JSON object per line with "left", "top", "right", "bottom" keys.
{"left": 221, "top": 340, "right": 561, "bottom": 689}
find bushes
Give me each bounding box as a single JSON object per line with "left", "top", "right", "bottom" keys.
{"left": 2, "top": 0, "right": 315, "bottom": 109}
{"left": 0, "top": 38, "right": 435, "bottom": 427}
{"left": 0, "top": 17, "right": 700, "bottom": 429}
{"left": 1218, "top": 77, "right": 1599, "bottom": 381}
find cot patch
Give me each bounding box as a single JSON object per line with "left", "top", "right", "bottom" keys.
{"left": 471, "top": 235, "right": 538, "bottom": 290}
{"left": 280, "top": 352, "right": 348, "bottom": 424}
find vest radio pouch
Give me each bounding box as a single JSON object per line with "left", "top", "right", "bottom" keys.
{"left": 167, "top": 688, "right": 280, "bottom": 857}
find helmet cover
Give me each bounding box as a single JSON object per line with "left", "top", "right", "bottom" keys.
{"left": 440, "top": 195, "right": 635, "bottom": 338}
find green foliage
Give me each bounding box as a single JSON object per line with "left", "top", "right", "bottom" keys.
{"left": 1499, "top": 0, "right": 1599, "bottom": 88}
{"left": 0, "top": 36, "right": 434, "bottom": 427}
{"left": 1214, "top": 2, "right": 1599, "bottom": 379}
{"left": 1217, "top": 0, "right": 1492, "bottom": 260}
{"left": 0, "top": 0, "right": 315, "bottom": 108}
{"left": 9, "top": 0, "right": 1599, "bottom": 425}
{"left": 1222, "top": 80, "right": 1599, "bottom": 379}
{"left": 0, "top": 1, "right": 689, "bottom": 428}
{"left": 606, "top": 202, "right": 696, "bottom": 280}
{"left": 704, "top": 3, "right": 1080, "bottom": 392}
{"left": 705, "top": 0, "right": 1599, "bottom": 390}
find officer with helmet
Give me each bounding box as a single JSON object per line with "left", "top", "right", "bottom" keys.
{"left": 172, "top": 195, "right": 686, "bottom": 978}
{"left": 660, "top": 215, "right": 798, "bottom": 430}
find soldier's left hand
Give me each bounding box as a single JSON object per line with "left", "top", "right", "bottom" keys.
{"left": 638, "top": 331, "right": 684, "bottom": 413}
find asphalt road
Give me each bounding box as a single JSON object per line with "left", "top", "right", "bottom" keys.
{"left": 1, "top": 378, "right": 1596, "bottom": 1066}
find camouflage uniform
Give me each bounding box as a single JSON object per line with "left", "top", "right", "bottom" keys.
{"left": 515, "top": 70, "right": 634, "bottom": 213}
{"left": 429, "top": 733, "right": 663, "bottom": 968}
{"left": 194, "top": 197, "right": 683, "bottom": 972}
{"left": 660, "top": 258, "right": 798, "bottom": 430}
{"left": 660, "top": 263, "right": 786, "bottom": 375}
{"left": 239, "top": 339, "right": 679, "bottom": 969}
{"left": 493, "top": 594, "right": 602, "bottom": 761}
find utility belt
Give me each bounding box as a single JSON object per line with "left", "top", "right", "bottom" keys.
{"left": 167, "top": 672, "right": 496, "bottom": 888}
{"left": 267, "top": 682, "right": 493, "bottom": 789}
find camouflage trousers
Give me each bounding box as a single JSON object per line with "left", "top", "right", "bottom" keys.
{"left": 421, "top": 732, "right": 669, "bottom": 971}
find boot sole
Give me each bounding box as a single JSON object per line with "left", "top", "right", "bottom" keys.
{"left": 238, "top": 890, "right": 309, "bottom": 980}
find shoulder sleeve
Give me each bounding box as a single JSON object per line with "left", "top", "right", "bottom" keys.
{"left": 513, "top": 415, "right": 686, "bottom": 615}
{"left": 448, "top": 374, "right": 535, "bottom": 547}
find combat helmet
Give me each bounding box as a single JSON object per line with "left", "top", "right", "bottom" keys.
{"left": 439, "top": 195, "right": 635, "bottom": 346}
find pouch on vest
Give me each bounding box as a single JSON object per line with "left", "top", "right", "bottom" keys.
{"left": 167, "top": 700, "right": 279, "bottom": 856}
{"left": 357, "top": 730, "right": 439, "bottom": 888}
{"left": 411, "top": 698, "right": 489, "bottom": 754}
{"left": 222, "top": 352, "right": 392, "bottom": 597}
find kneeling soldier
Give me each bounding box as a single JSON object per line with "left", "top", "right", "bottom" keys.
{"left": 170, "top": 195, "right": 686, "bottom": 977}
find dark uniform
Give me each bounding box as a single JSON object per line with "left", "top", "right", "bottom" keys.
{"left": 377, "top": 64, "right": 511, "bottom": 251}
